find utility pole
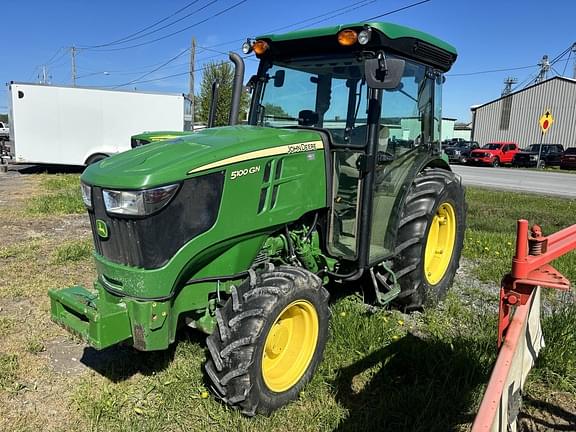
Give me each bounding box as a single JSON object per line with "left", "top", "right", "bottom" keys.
{"left": 501, "top": 77, "right": 517, "bottom": 96}
{"left": 535, "top": 54, "right": 550, "bottom": 84}
{"left": 71, "top": 46, "right": 77, "bottom": 86}
{"left": 188, "top": 38, "right": 196, "bottom": 131}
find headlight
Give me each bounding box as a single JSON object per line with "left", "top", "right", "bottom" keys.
{"left": 453, "top": 150, "right": 461, "bottom": 155}
{"left": 102, "top": 184, "right": 179, "bottom": 216}
{"left": 81, "top": 183, "right": 92, "bottom": 208}
{"left": 358, "top": 28, "right": 372, "bottom": 45}
{"left": 530, "top": 155, "right": 537, "bottom": 161}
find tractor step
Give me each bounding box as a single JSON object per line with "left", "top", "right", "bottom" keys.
{"left": 49, "top": 285, "right": 132, "bottom": 350}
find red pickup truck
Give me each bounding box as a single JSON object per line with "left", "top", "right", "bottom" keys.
{"left": 468, "top": 142, "right": 520, "bottom": 167}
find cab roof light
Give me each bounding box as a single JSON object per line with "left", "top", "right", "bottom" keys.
{"left": 253, "top": 40, "right": 269, "bottom": 56}
{"left": 337, "top": 29, "right": 358, "bottom": 46}
{"left": 358, "top": 27, "right": 372, "bottom": 45}
{"left": 242, "top": 38, "right": 254, "bottom": 54}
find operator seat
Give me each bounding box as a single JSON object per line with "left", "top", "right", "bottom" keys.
{"left": 298, "top": 110, "right": 319, "bottom": 127}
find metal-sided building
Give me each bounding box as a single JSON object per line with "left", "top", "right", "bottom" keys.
{"left": 471, "top": 76, "right": 576, "bottom": 149}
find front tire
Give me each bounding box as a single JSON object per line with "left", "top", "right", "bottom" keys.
{"left": 492, "top": 157, "right": 500, "bottom": 167}
{"left": 205, "top": 266, "right": 330, "bottom": 416}
{"left": 393, "top": 169, "right": 466, "bottom": 311}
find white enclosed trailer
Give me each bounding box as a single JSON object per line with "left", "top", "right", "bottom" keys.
{"left": 7, "top": 83, "right": 185, "bottom": 166}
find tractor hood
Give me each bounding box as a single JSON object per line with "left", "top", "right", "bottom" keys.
{"left": 82, "top": 126, "right": 323, "bottom": 189}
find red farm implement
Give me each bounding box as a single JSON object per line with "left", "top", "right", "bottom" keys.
{"left": 472, "top": 220, "right": 576, "bottom": 432}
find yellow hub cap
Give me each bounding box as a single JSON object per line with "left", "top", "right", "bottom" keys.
{"left": 424, "top": 202, "right": 457, "bottom": 285}
{"left": 262, "top": 300, "right": 319, "bottom": 393}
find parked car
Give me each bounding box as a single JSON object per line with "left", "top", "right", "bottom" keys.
{"left": 0, "top": 121, "right": 9, "bottom": 139}
{"left": 512, "top": 144, "right": 564, "bottom": 168}
{"left": 441, "top": 138, "right": 466, "bottom": 149}
{"left": 444, "top": 141, "right": 479, "bottom": 164}
{"left": 468, "top": 142, "right": 520, "bottom": 167}
{"left": 560, "top": 147, "right": 576, "bottom": 170}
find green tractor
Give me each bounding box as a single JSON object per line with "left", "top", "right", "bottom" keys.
{"left": 49, "top": 21, "right": 465, "bottom": 416}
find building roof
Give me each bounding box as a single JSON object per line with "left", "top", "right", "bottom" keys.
{"left": 470, "top": 76, "right": 576, "bottom": 111}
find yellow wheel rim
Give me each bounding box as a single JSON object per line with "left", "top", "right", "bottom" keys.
{"left": 424, "top": 202, "right": 457, "bottom": 285}
{"left": 262, "top": 300, "right": 319, "bottom": 393}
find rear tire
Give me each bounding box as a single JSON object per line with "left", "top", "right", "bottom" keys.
{"left": 205, "top": 266, "right": 330, "bottom": 416}
{"left": 393, "top": 169, "right": 466, "bottom": 311}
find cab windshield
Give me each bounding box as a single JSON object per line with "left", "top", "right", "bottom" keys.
{"left": 253, "top": 57, "right": 440, "bottom": 150}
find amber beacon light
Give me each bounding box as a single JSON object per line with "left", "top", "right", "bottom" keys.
{"left": 337, "top": 29, "right": 358, "bottom": 46}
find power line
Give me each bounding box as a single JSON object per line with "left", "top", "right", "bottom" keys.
{"left": 282, "top": 0, "right": 379, "bottom": 32}
{"left": 363, "top": 0, "right": 431, "bottom": 20}
{"left": 106, "top": 63, "right": 215, "bottom": 87}
{"left": 87, "top": 0, "right": 248, "bottom": 52}
{"left": 447, "top": 64, "right": 537, "bottom": 77}
{"left": 45, "top": 47, "right": 68, "bottom": 65}
{"left": 293, "top": 0, "right": 380, "bottom": 30}
{"left": 166, "top": 0, "right": 423, "bottom": 56}
{"left": 82, "top": 1, "right": 217, "bottom": 50}
{"left": 511, "top": 72, "right": 539, "bottom": 92}
{"left": 112, "top": 47, "right": 192, "bottom": 88}
{"left": 80, "top": 0, "right": 204, "bottom": 49}
{"left": 74, "top": 0, "right": 429, "bottom": 89}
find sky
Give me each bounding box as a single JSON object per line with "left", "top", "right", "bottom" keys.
{"left": 1, "top": 0, "right": 575, "bottom": 123}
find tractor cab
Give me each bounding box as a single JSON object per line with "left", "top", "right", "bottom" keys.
{"left": 244, "top": 23, "right": 455, "bottom": 268}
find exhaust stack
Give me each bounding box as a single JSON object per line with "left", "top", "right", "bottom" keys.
{"left": 228, "top": 52, "right": 245, "bottom": 125}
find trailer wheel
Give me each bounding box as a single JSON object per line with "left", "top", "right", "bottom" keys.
{"left": 85, "top": 154, "right": 108, "bottom": 165}
{"left": 205, "top": 266, "right": 329, "bottom": 416}
{"left": 393, "top": 168, "right": 466, "bottom": 311}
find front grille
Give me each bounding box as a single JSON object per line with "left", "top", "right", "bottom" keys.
{"left": 88, "top": 172, "right": 225, "bottom": 269}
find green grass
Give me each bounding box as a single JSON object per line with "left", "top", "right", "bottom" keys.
{"left": 464, "top": 187, "right": 576, "bottom": 283}
{"left": 0, "top": 241, "right": 42, "bottom": 260}
{"left": 26, "top": 174, "right": 84, "bottom": 215}
{"left": 52, "top": 239, "right": 93, "bottom": 264}
{"left": 65, "top": 186, "right": 576, "bottom": 431}
{"left": 24, "top": 338, "right": 46, "bottom": 355}
{"left": 2, "top": 181, "right": 574, "bottom": 430}
{"left": 532, "top": 303, "right": 576, "bottom": 394}
{"left": 463, "top": 187, "right": 576, "bottom": 419}
{"left": 0, "top": 353, "right": 19, "bottom": 392}
{"left": 0, "top": 317, "right": 14, "bottom": 337}
{"left": 72, "top": 294, "right": 497, "bottom": 432}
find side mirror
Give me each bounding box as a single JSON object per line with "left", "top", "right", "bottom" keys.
{"left": 364, "top": 57, "right": 405, "bottom": 89}
{"left": 273, "top": 70, "right": 285, "bottom": 87}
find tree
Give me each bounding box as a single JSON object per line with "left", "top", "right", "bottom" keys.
{"left": 196, "top": 61, "right": 249, "bottom": 126}
{"left": 263, "top": 103, "right": 289, "bottom": 118}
